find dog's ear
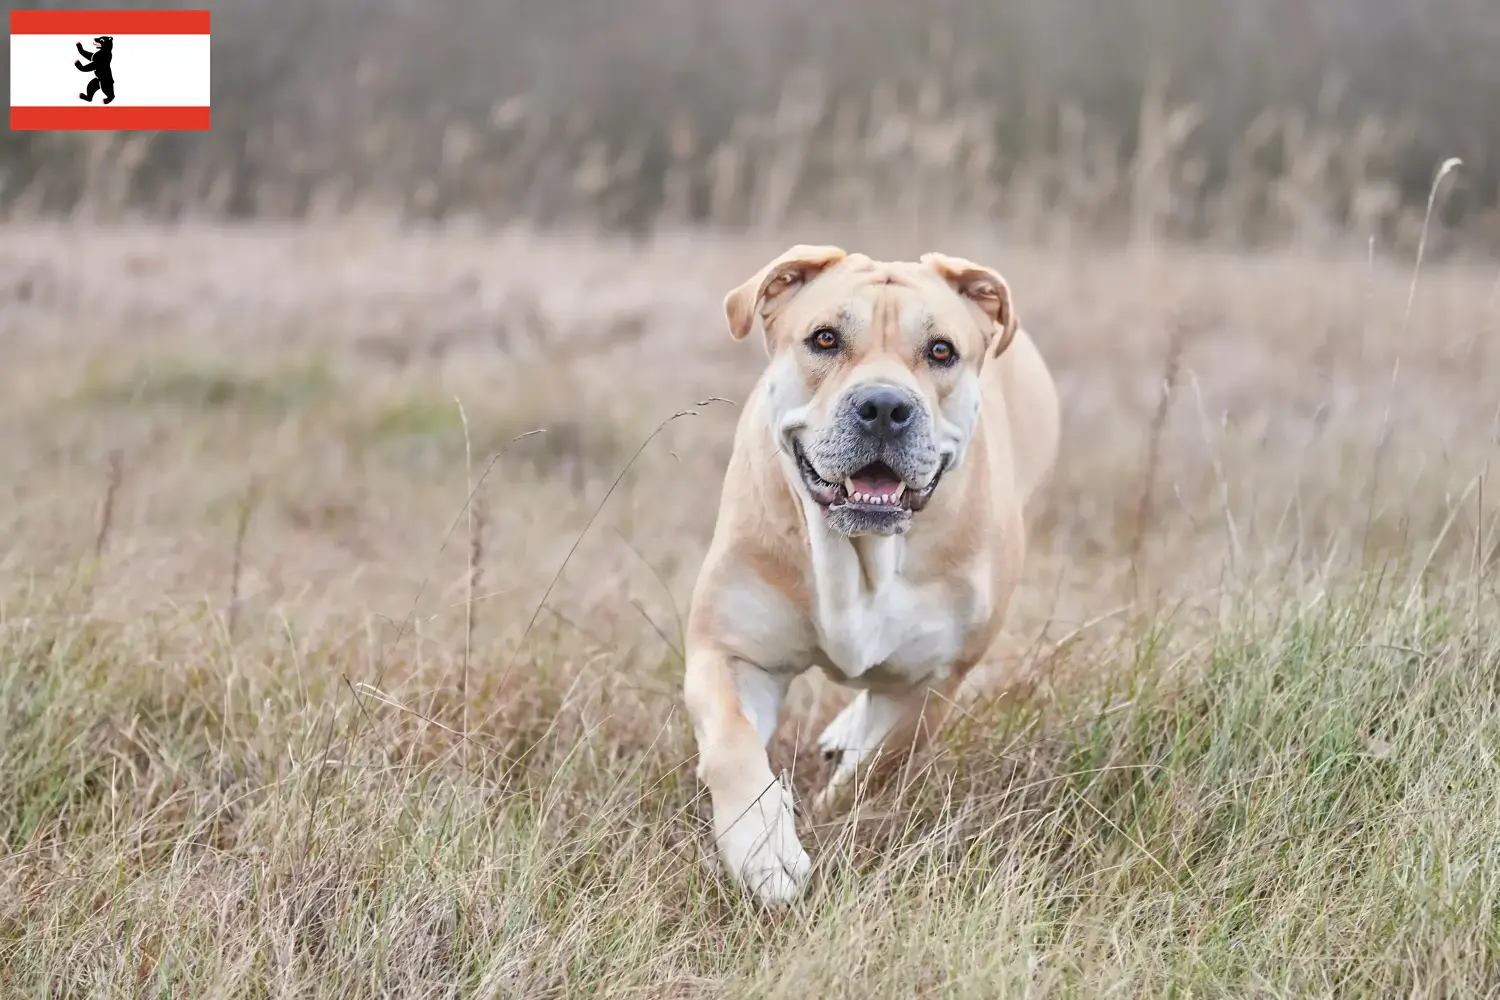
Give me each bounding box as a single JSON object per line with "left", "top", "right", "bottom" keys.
{"left": 920, "top": 252, "right": 1018, "bottom": 358}
{"left": 723, "top": 244, "right": 847, "bottom": 342}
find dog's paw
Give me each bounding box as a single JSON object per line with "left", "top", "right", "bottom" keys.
{"left": 713, "top": 778, "right": 810, "bottom": 907}
{"left": 822, "top": 701, "right": 870, "bottom": 761}
{"left": 817, "top": 692, "right": 868, "bottom": 761}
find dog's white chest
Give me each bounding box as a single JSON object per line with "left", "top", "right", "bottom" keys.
{"left": 807, "top": 531, "right": 985, "bottom": 686}
{"left": 813, "top": 581, "right": 962, "bottom": 685}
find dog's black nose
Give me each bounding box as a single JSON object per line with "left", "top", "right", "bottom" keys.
{"left": 851, "top": 385, "right": 916, "bottom": 439}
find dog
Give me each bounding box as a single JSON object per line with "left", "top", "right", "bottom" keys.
{"left": 683, "top": 245, "right": 1059, "bottom": 906}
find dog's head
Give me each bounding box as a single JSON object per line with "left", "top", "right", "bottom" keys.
{"left": 93, "top": 35, "right": 113, "bottom": 50}
{"left": 724, "top": 245, "right": 1019, "bottom": 537}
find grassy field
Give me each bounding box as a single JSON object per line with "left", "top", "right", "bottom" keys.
{"left": 1, "top": 221, "right": 1498, "bottom": 996}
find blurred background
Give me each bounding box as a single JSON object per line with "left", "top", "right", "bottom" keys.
{"left": 3, "top": 0, "right": 1499, "bottom": 249}
{"left": 2, "top": 0, "right": 1496, "bottom": 662}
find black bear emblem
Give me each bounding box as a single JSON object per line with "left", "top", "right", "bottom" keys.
{"left": 74, "top": 35, "right": 115, "bottom": 104}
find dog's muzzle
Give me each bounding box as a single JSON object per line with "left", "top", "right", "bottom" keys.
{"left": 791, "top": 384, "right": 948, "bottom": 535}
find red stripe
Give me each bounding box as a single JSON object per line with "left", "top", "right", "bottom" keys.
{"left": 10, "top": 106, "right": 210, "bottom": 131}
{"left": 9, "top": 10, "right": 210, "bottom": 34}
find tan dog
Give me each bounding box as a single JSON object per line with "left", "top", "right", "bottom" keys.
{"left": 683, "top": 245, "right": 1060, "bottom": 907}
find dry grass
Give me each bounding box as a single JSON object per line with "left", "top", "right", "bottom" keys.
{"left": 2, "top": 220, "right": 1499, "bottom": 996}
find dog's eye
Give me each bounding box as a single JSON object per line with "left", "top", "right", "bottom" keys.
{"left": 808, "top": 328, "right": 841, "bottom": 353}
{"left": 927, "top": 340, "right": 957, "bottom": 365}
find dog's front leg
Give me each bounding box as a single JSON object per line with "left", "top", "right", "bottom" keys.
{"left": 683, "top": 647, "right": 809, "bottom": 906}
{"left": 813, "top": 677, "right": 962, "bottom": 813}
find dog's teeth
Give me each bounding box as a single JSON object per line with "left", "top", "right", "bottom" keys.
{"left": 892, "top": 483, "right": 906, "bottom": 500}
{"left": 845, "top": 478, "right": 856, "bottom": 495}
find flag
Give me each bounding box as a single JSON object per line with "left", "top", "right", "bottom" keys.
{"left": 10, "top": 9, "right": 210, "bottom": 130}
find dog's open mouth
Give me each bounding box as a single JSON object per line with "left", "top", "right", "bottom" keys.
{"left": 794, "top": 442, "right": 943, "bottom": 513}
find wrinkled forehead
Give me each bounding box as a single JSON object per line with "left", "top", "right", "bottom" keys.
{"left": 782, "top": 257, "right": 976, "bottom": 342}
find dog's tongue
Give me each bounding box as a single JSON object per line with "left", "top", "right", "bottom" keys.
{"left": 848, "top": 463, "right": 903, "bottom": 497}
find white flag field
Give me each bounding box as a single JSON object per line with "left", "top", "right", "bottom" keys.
{"left": 10, "top": 9, "right": 210, "bottom": 130}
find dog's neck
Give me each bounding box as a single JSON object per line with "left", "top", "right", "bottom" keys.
{"left": 791, "top": 477, "right": 929, "bottom": 606}
{"left": 786, "top": 432, "right": 981, "bottom": 603}
{"left": 848, "top": 531, "right": 904, "bottom": 597}
{"left": 795, "top": 496, "right": 902, "bottom": 642}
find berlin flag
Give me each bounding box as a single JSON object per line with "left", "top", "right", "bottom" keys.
{"left": 10, "top": 9, "right": 211, "bottom": 130}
